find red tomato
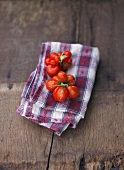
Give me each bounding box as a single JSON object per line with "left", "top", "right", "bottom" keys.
{"left": 57, "top": 71, "right": 67, "bottom": 82}
{"left": 67, "top": 58, "right": 72, "bottom": 64}
{"left": 50, "top": 59, "right": 56, "bottom": 66}
{"left": 53, "top": 87, "right": 69, "bottom": 102}
{"left": 61, "top": 63, "right": 70, "bottom": 71}
{"left": 62, "top": 57, "right": 72, "bottom": 63}
{"left": 63, "top": 51, "right": 72, "bottom": 58}
{"left": 50, "top": 52, "right": 60, "bottom": 65}
{"left": 45, "top": 58, "right": 50, "bottom": 65}
{"left": 46, "top": 65, "right": 61, "bottom": 77}
{"left": 67, "top": 74, "right": 75, "bottom": 85}
{"left": 67, "top": 86, "right": 79, "bottom": 99}
{"left": 52, "top": 76, "right": 60, "bottom": 82}
{"left": 46, "top": 79, "right": 59, "bottom": 92}
{"left": 58, "top": 52, "right": 62, "bottom": 56}
{"left": 45, "top": 51, "right": 72, "bottom": 73}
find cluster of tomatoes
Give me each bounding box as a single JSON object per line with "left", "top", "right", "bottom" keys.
{"left": 45, "top": 51, "right": 79, "bottom": 102}
{"left": 45, "top": 51, "right": 72, "bottom": 77}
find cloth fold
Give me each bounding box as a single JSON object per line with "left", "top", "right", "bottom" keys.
{"left": 17, "top": 42, "right": 100, "bottom": 136}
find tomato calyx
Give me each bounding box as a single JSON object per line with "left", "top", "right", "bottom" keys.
{"left": 49, "top": 82, "right": 68, "bottom": 89}
{"left": 59, "top": 54, "right": 68, "bottom": 64}
{"left": 45, "top": 51, "right": 72, "bottom": 77}
{"left": 59, "top": 52, "right": 72, "bottom": 70}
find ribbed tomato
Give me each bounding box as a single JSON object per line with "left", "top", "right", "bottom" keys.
{"left": 67, "top": 86, "right": 79, "bottom": 99}
{"left": 53, "top": 87, "right": 69, "bottom": 102}
{"left": 46, "top": 79, "right": 59, "bottom": 92}
{"left": 46, "top": 65, "right": 61, "bottom": 77}
{"left": 46, "top": 71, "right": 79, "bottom": 102}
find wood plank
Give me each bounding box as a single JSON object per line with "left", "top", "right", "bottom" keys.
{"left": 49, "top": 0, "right": 124, "bottom": 169}
{"left": 49, "top": 92, "right": 124, "bottom": 170}
{"left": 0, "top": 0, "right": 78, "bottom": 83}
{"left": 0, "top": 83, "right": 52, "bottom": 170}
{"left": 79, "top": 0, "right": 124, "bottom": 92}
{"left": 0, "top": 0, "right": 81, "bottom": 169}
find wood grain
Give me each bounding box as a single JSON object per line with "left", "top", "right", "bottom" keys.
{"left": 0, "top": 0, "right": 124, "bottom": 169}
{"left": 0, "top": 83, "right": 52, "bottom": 170}
{"left": 0, "top": 0, "right": 78, "bottom": 83}
{"left": 0, "top": 0, "right": 81, "bottom": 169}
{"left": 79, "top": 0, "right": 124, "bottom": 91}
{"left": 49, "top": 92, "right": 124, "bottom": 170}
{"left": 49, "top": 0, "right": 124, "bottom": 169}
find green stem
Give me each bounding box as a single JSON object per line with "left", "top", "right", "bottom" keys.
{"left": 50, "top": 83, "right": 68, "bottom": 88}
{"left": 60, "top": 54, "right": 67, "bottom": 64}
{"left": 60, "top": 83, "right": 68, "bottom": 87}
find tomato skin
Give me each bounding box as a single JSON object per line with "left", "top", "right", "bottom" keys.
{"left": 61, "top": 63, "right": 70, "bottom": 71}
{"left": 45, "top": 51, "right": 72, "bottom": 74}
{"left": 61, "top": 58, "right": 72, "bottom": 70}
{"left": 63, "top": 51, "right": 72, "bottom": 58}
{"left": 50, "top": 59, "right": 56, "bottom": 66}
{"left": 46, "top": 71, "right": 80, "bottom": 102}
{"left": 46, "top": 65, "right": 61, "bottom": 77}
{"left": 50, "top": 52, "right": 60, "bottom": 65}
{"left": 52, "top": 76, "right": 60, "bottom": 82}
{"left": 62, "top": 56, "right": 72, "bottom": 63}
{"left": 46, "top": 79, "right": 59, "bottom": 92}
{"left": 45, "top": 58, "right": 50, "bottom": 65}
{"left": 67, "top": 74, "right": 75, "bottom": 85}
{"left": 58, "top": 52, "right": 62, "bottom": 56}
{"left": 57, "top": 71, "right": 67, "bottom": 82}
{"left": 67, "top": 86, "right": 79, "bottom": 99}
{"left": 53, "top": 87, "right": 69, "bottom": 102}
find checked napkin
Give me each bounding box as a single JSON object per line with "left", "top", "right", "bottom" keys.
{"left": 17, "top": 42, "right": 100, "bottom": 136}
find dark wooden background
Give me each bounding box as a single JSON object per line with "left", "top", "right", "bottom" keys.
{"left": 0, "top": 0, "right": 124, "bottom": 170}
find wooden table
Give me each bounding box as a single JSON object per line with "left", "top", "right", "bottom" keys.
{"left": 0, "top": 0, "right": 124, "bottom": 169}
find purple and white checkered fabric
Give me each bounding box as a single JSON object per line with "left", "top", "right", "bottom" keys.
{"left": 17, "top": 42, "right": 100, "bottom": 136}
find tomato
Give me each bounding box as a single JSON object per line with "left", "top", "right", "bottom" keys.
{"left": 61, "top": 53, "right": 72, "bottom": 70}
{"left": 52, "top": 76, "right": 60, "bottom": 82}
{"left": 50, "top": 59, "right": 56, "bottom": 66}
{"left": 61, "top": 62, "right": 72, "bottom": 71}
{"left": 62, "top": 55, "right": 72, "bottom": 63}
{"left": 58, "top": 52, "right": 62, "bottom": 56}
{"left": 46, "top": 79, "right": 59, "bottom": 92}
{"left": 50, "top": 52, "right": 60, "bottom": 65}
{"left": 66, "top": 58, "right": 72, "bottom": 64}
{"left": 45, "top": 58, "right": 50, "bottom": 65}
{"left": 46, "top": 71, "right": 80, "bottom": 102}
{"left": 46, "top": 65, "right": 61, "bottom": 77}
{"left": 57, "top": 71, "right": 67, "bottom": 82}
{"left": 63, "top": 51, "right": 72, "bottom": 58}
{"left": 53, "top": 87, "right": 69, "bottom": 102}
{"left": 67, "top": 74, "right": 75, "bottom": 85}
{"left": 58, "top": 51, "right": 72, "bottom": 70}
{"left": 67, "top": 86, "right": 79, "bottom": 99}
{"left": 45, "top": 51, "right": 72, "bottom": 75}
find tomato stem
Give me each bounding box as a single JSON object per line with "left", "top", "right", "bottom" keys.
{"left": 60, "top": 83, "right": 68, "bottom": 87}
{"left": 60, "top": 54, "right": 67, "bottom": 64}
{"left": 50, "top": 83, "right": 68, "bottom": 88}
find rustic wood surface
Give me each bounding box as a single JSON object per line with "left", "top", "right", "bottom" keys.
{"left": 0, "top": 0, "right": 124, "bottom": 170}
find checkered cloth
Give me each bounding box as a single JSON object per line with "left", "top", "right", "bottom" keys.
{"left": 17, "top": 42, "right": 100, "bottom": 136}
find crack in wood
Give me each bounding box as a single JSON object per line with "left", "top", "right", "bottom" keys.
{"left": 45, "top": 1, "right": 82, "bottom": 169}
{"left": 7, "top": 83, "right": 13, "bottom": 90}
{"left": 79, "top": 154, "right": 85, "bottom": 170}
{"left": 7, "top": 70, "right": 11, "bottom": 79}
{"left": 46, "top": 132, "right": 54, "bottom": 170}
